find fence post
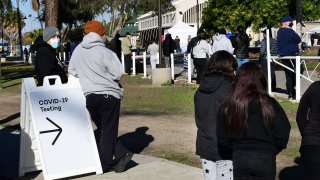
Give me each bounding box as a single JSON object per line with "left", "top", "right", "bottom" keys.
{"left": 188, "top": 54, "right": 192, "bottom": 84}
{"left": 296, "top": 56, "right": 301, "bottom": 101}
{"left": 121, "top": 52, "right": 125, "bottom": 72}
{"left": 170, "top": 53, "right": 174, "bottom": 80}
{"left": 266, "top": 29, "right": 272, "bottom": 95}
{"left": 157, "top": 52, "right": 160, "bottom": 65}
{"left": 132, "top": 52, "right": 136, "bottom": 76}
{"left": 143, "top": 51, "right": 147, "bottom": 78}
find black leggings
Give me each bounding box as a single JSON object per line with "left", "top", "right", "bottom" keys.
{"left": 233, "top": 151, "right": 276, "bottom": 180}
{"left": 300, "top": 146, "right": 320, "bottom": 180}
{"left": 193, "top": 58, "right": 207, "bottom": 84}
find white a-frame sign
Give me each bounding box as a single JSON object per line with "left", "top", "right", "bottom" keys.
{"left": 19, "top": 76, "right": 103, "bottom": 180}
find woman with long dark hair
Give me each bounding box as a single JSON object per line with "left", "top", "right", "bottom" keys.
{"left": 217, "top": 62, "right": 291, "bottom": 179}
{"left": 195, "top": 50, "right": 237, "bottom": 180}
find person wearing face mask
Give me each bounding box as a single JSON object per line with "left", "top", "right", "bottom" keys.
{"left": 34, "top": 26, "right": 68, "bottom": 86}
{"left": 277, "top": 15, "right": 301, "bottom": 100}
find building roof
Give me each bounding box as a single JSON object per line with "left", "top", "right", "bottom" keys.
{"left": 118, "top": 26, "right": 139, "bottom": 36}
{"left": 126, "top": 18, "right": 138, "bottom": 24}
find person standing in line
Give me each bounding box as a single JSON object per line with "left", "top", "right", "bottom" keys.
{"left": 162, "top": 33, "right": 175, "bottom": 68}
{"left": 109, "top": 33, "right": 122, "bottom": 61}
{"left": 195, "top": 51, "right": 237, "bottom": 180}
{"left": 192, "top": 31, "right": 212, "bottom": 87}
{"left": 212, "top": 28, "right": 234, "bottom": 54}
{"left": 217, "top": 62, "right": 291, "bottom": 180}
{"left": 175, "top": 36, "right": 181, "bottom": 53}
{"left": 259, "top": 29, "right": 277, "bottom": 92}
{"left": 277, "top": 15, "right": 301, "bottom": 100}
{"left": 147, "top": 40, "right": 159, "bottom": 69}
{"left": 296, "top": 81, "right": 320, "bottom": 180}
{"left": 121, "top": 32, "right": 133, "bottom": 75}
{"left": 68, "top": 20, "right": 133, "bottom": 173}
{"left": 34, "top": 27, "right": 68, "bottom": 86}
{"left": 188, "top": 35, "right": 192, "bottom": 43}
{"left": 232, "top": 26, "right": 250, "bottom": 68}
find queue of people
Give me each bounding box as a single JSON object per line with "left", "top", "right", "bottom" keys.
{"left": 32, "top": 16, "right": 320, "bottom": 179}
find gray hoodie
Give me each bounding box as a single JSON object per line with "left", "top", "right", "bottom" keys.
{"left": 68, "top": 32, "right": 124, "bottom": 99}
{"left": 212, "top": 34, "right": 234, "bottom": 54}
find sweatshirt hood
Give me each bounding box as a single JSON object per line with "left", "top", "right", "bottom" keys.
{"left": 81, "top": 32, "right": 105, "bottom": 49}
{"left": 215, "top": 34, "right": 226, "bottom": 41}
{"left": 199, "top": 75, "right": 230, "bottom": 93}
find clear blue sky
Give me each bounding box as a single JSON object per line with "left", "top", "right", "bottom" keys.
{"left": 11, "top": 0, "right": 109, "bottom": 33}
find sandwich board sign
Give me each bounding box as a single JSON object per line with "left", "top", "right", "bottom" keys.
{"left": 19, "top": 75, "right": 103, "bottom": 180}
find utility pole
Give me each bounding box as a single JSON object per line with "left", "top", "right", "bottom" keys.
{"left": 158, "top": 0, "right": 162, "bottom": 65}
{"left": 196, "top": 0, "right": 199, "bottom": 30}
{"left": 16, "top": 0, "right": 23, "bottom": 61}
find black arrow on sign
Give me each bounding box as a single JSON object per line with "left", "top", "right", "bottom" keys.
{"left": 40, "top": 117, "right": 62, "bottom": 145}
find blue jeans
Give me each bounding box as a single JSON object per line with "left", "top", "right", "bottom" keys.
{"left": 237, "top": 58, "right": 249, "bottom": 69}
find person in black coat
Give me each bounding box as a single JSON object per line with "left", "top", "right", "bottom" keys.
{"left": 296, "top": 81, "right": 320, "bottom": 180}
{"left": 109, "top": 33, "right": 122, "bottom": 60}
{"left": 34, "top": 27, "right": 68, "bottom": 86}
{"left": 194, "top": 50, "right": 237, "bottom": 180}
{"left": 162, "top": 33, "right": 175, "bottom": 68}
{"left": 232, "top": 26, "right": 250, "bottom": 68}
{"left": 218, "top": 62, "right": 291, "bottom": 180}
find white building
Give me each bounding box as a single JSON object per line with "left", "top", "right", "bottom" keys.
{"left": 137, "top": 0, "right": 208, "bottom": 44}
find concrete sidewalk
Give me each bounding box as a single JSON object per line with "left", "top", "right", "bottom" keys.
{"left": 0, "top": 126, "right": 202, "bottom": 180}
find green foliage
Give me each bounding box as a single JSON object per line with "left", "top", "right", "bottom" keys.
{"left": 202, "top": 0, "right": 290, "bottom": 33}
{"left": 303, "top": 0, "right": 320, "bottom": 21}
{"left": 126, "top": 0, "right": 175, "bottom": 18}
{"left": 28, "top": 29, "right": 43, "bottom": 43}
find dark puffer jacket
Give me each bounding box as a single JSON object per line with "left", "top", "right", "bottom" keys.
{"left": 194, "top": 74, "right": 233, "bottom": 161}
{"left": 232, "top": 34, "right": 250, "bottom": 59}
{"left": 34, "top": 36, "right": 68, "bottom": 86}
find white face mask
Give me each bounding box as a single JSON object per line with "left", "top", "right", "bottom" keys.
{"left": 50, "top": 38, "right": 60, "bottom": 49}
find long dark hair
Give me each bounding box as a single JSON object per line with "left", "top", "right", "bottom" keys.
{"left": 219, "top": 62, "right": 275, "bottom": 137}
{"left": 204, "top": 50, "right": 237, "bottom": 79}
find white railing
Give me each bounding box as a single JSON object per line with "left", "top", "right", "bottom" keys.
{"left": 266, "top": 29, "right": 320, "bottom": 101}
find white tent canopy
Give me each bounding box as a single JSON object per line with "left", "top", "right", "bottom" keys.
{"left": 164, "top": 21, "right": 197, "bottom": 52}
{"left": 310, "top": 26, "right": 320, "bottom": 33}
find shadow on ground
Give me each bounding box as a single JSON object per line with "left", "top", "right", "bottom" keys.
{"left": 278, "top": 157, "right": 305, "bottom": 180}
{"left": 0, "top": 126, "right": 20, "bottom": 179}
{"left": 119, "top": 126, "right": 154, "bottom": 154}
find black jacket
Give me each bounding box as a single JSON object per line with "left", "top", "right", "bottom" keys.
{"left": 217, "top": 97, "right": 291, "bottom": 158}
{"left": 34, "top": 37, "right": 68, "bottom": 86}
{"left": 194, "top": 74, "right": 233, "bottom": 161}
{"left": 232, "top": 34, "right": 250, "bottom": 59}
{"left": 109, "top": 37, "right": 122, "bottom": 60}
{"left": 296, "top": 81, "right": 320, "bottom": 149}
{"left": 162, "top": 38, "right": 175, "bottom": 56}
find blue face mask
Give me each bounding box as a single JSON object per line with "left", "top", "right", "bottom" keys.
{"left": 50, "top": 39, "right": 60, "bottom": 49}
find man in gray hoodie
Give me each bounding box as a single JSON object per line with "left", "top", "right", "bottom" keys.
{"left": 68, "top": 20, "right": 133, "bottom": 173}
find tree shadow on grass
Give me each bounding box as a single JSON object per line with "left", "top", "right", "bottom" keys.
{"left": 278, "top": 157, "right": 306, "bottom": 180}
{"left": 0, "top": 112, "right": 20, "bottom": 125}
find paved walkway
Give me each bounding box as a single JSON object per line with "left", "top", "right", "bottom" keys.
{"left": 0, "top": 126, "right": 202, "bottom": 180}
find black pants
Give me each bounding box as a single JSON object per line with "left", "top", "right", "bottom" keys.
{"left": 86, "top": 94, "right": 128, "bottom": 169}
{"left": 300, "top": 146, "right": 320, "bottom": 180}
{"left": 282, "top": 59, "right": 296, "bottom": 97}
{"left": 124, "top": 54, "right": 132, "bottom": 75}
{"left": 233, "top": 151, "right": 276, "bottom": 180}
{"left": 193, "top": 58, "right": 207, "bottom": 84}
{"left": 260, "top": 58, "right": 276, "bottom": 91}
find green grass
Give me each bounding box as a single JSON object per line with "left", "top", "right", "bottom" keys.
{"left": 153, "top": 152, "right": 200, "bottom": 168}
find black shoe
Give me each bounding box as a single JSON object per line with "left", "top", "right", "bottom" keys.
{"left": 112, "top": 152, "right": 133, "bottom": 173}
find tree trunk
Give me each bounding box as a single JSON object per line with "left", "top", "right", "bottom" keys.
{"left": 111, "top": 1, "right": 126, "bottom": 38}
{"left": 296, "top": 0, "right": 303, "bottom": 24}
{"left": 45, "top": 0, "right": 58, "bottom": 27}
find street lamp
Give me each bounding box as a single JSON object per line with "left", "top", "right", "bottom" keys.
{"left": 196, "top": 0, "right": 199, "bottom": 30}
{"left": 16, "top": 0, "right": 23, "bottom": 60}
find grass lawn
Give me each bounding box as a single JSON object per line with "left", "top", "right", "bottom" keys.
{"left": 0, "top": 63, "right": 301, "bottom": 167}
